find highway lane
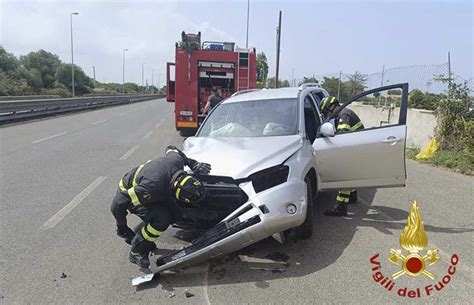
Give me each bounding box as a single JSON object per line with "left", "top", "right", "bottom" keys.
{"left": 0, "top": 102, "right": 473, "bottom": 304}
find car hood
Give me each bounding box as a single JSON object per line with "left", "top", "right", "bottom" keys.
{"left": 183, "top": 135, "right": 303, "bottom": 179}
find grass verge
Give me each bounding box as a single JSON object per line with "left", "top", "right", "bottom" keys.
{"left": 406, "top": 147, "right": 473, "bottom": 175}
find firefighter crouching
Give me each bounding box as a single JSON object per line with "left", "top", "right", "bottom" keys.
{"left": 320, "top": 96, "right": 365, "bottom": 217}
{"left": 111, "top": 146, "right": 211, "bottom": 268}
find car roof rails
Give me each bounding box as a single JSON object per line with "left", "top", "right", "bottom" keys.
{"left": 298, "top": 83, "right": 320, "bottom": 90}
{"left": 230, "top": 89, "right": 262, "bottom": 97}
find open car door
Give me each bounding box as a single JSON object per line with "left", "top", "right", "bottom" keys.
{"left": 313, "top": 83, "right": 408, "bottom": 190}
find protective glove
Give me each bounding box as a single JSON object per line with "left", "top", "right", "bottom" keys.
{"left": 188, "top": 158, "right": 211, "bottom": 175}
{"left": 192, "top": 162, "right": 212, "bottom": 175}
{"left": 116, "top": 225, "right": 135, "bottom": 245}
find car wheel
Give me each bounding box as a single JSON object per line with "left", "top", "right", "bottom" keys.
{"left": 295, "top": 177, "right": 314, "bottom": 240}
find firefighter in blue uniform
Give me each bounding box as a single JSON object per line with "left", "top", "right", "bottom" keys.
{"left": 111, "top": 146, "right": 211, "bottom": 268}
{"left": 320, "top": 96, "right": 364, "bottom": 217}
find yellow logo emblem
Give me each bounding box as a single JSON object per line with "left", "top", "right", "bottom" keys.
{"left": 389, "top": 201, "right": 440, "bottom": 280}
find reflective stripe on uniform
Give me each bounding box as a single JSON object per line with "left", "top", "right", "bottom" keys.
{"left": 119, "top": 179, "right": 127, "bottom": 192}
{"left": 146, "top": 223, "right": 164, "bottom": 236}
{"left": 141, "top": 227, "right": 157, "bottom": 242}
{"left": 118, "top": 160, "right": 151, "bottom": 205}
{"left": 321, "top": 98, "right": 329, "bottom": 110}
{"left": 132, "top": 160, "right": 151, "bottom": 187}
{"left": 350, "top": 121, "right": 363, "bottom": 131}
{"left": 339, "top": 190, "right": 353, "bottom": 195}
{"left": 128, "top": 187, "right": 141, "bottom": 206}
{"left": 337, "top": 123, "right": 351, "bottom": 131}
{"left": 321, "top": 96, "right": 335, "bottom": 111}
{"left": 336, "top": 195, "right": 349, "bottom": 203}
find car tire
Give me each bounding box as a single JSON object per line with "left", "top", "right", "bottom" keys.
{"left": 295, "top": 177, "right": 314, "bottom": 240}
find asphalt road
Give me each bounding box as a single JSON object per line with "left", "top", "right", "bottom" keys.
{"left": 0, "top": 99, "right": 472, "bottom": 304}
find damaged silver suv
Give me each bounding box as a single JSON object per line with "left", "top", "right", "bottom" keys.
{"left": 146, "top": 83, "right": 409, "bottom": 276}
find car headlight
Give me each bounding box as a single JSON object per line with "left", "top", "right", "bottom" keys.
{"left": 249, "top": 165, "right": 289, "bottom": 193}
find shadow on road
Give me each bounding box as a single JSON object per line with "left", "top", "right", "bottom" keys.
{"left": 136, "top": 188, "right": 473, "bottom": 291}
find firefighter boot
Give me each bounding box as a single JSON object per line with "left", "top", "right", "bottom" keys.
{"left": 348, "top": 190, "right": 358, "bottom": 204}
{"left": 129, "top": 234, "right": 156, "bottom": 268}
{"left": 324, "top": 202, "right": 347, "bottom": 217}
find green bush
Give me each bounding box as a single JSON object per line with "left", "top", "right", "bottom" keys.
{"left": 428, "top": 150, "right": 473, "bottom": 174}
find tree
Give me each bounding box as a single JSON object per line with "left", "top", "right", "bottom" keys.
{"left": 347, "top": 71, "right": 367, "bottom": 95}
{"left": 0, "top": 46, "right": 19, "bottom": 75}
{"left": 20, "top": 49, "right": 61, "bottom": 89}
{"left": 266, "top": 77, "right": 290, "bottom": 88}
{"left": 55, "top": 63, "right": 93, "bottom": 95}
{"left": 256, "top": 52, "right": 268, "bottom": 82}
{"left": 298, "top": 76, "right": 318, "bottom": 86}
{"left": 17, "top": 66, "right": 43, "bottom": 88}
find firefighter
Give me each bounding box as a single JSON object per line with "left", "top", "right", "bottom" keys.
{"left": 203, "top": 87, "right": 223, "bottom": 114}
{"left": 320, "top": 96, "right": 364, "bottom": 217}
{"left": 111, "top": 146, "right": 211, "bottom": 268}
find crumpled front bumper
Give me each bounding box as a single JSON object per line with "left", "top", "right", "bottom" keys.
{"left": 148, "top": 179, "right": 307, "bottom": 274}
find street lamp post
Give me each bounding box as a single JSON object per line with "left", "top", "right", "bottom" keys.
{"left": 70, "top": 12, "right": 79, "bottom": 97}
{"left": 152, "top": 68, "right": 155, "bottom": 93}
{"left": 122, "top": 49, "right": 128, "bottom": 94}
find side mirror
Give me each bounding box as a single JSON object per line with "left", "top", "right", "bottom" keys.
{"left": 320, "top": 122, "right": 335, "bottom": 137}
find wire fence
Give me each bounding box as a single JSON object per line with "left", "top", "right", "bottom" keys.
{"left": 293, "top": 63, "right": 473, "bottom": 95}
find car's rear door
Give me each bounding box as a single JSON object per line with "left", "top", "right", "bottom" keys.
{"left": 313, "top": 83, "right": 408, "bottom": 190}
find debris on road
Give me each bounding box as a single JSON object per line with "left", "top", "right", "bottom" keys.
{"left": 168, "top": 292, "right": 175, "bottom": 298}
{"left": 60, "top": 273, "right": 67, "bottom": 279}
{"left": 184, "top": 290, "right": 194, "bottom": 298}
{"left": 131, "top": 273, "right": 155, "bottom": 286}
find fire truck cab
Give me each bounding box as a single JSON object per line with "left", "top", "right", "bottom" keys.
{"left": 166, "top": 31, "right": 257, "bottom": 136}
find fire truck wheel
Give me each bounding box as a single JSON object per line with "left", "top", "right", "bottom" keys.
{"left": 179, "top": 129, "right": 197, "bottom": 137}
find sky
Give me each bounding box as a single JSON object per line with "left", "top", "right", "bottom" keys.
{"left": 1, "top": 0, "right": 472, "bottom": 87}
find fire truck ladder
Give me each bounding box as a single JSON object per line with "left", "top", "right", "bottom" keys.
{"left": 237, "top": 49, "right": 250, "bottom": 91}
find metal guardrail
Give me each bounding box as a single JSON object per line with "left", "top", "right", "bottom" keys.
{"left": 0, "top": 94, "right": 164, "bottom": 124}
{"left": 0, "top": 95, "right": 60, "bottom": 101}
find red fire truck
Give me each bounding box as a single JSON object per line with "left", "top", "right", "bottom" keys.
{"left": 166, "top": 31, "right": 257, "bottom": 136}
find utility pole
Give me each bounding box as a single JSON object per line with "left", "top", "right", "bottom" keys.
{"left": 142, "top": 63, "right": 145, "bottom": 93}
{"left": 379, "top": 65, "right": 385, "bottom": 106}
{"left": 92, "top": 66, "right": 96, "bottom": 87}
{"left": 448, "top": 51, "right": 452, "bottom": 96}
{"left": 245, "top": 0, "right": 250, "bottom": 48}
{"left": 122, "top": 48, "right": 128, "bottom": 94}
{"left": 291, "top": 67, "right": 294, "bottom": 87}
{"left": 70, "top": 12, "right": 79, "bottom": 97}
{"left": 337, "top": 71, "right": 342, "bottom": 100}
{"left": 275, "top": 10, "right": 282, "bottom": 88}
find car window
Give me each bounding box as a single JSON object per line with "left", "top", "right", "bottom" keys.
{"left": 198, "top": 98, "right": 298, "bottom": 137}
{"left": 304, "top": 95, "right": 321, "bottom": 143}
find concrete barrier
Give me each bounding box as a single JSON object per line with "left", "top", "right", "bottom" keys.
{"left": 348, "top": 103, "right": 436, "bottom": 148}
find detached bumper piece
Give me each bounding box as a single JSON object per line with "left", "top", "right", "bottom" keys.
{"left": 146, "top": 211, "right": 259, "bottom": 270}
{"left": 164, "top": 215, "right": 260, "bottom": 265}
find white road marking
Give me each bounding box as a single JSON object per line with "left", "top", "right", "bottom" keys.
{"left": 93, "top": 119, "right": 107, "bottom": 125}
{"left": 119, "top": 112, "right": 130, "bottom": 116}
{"left": 203, "top": 262, "right": 211, "bottom": 305}
{"left": 143, "top": 131, "right": 153, "bottom": 139}
{"left": 119, "top": 145, "right": 140, "bottom": 160}
{"left": 32, "top": 132, "right": 67, "bottom": 144}
{"left": 39, "top": 176, "right": 106, "bottom": 231}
